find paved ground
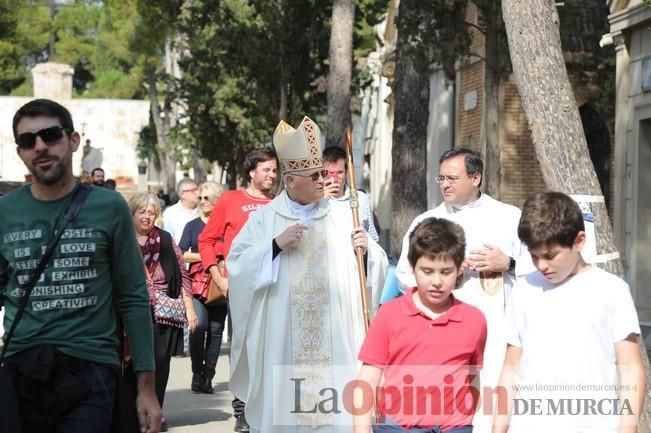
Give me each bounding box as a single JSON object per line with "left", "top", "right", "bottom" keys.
{"left": 163, "top": 344, "right": 236, "bottom": 433}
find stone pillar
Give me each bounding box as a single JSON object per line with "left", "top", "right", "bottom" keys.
{"left": 611, "top": 31, "right": 630, "bottom": 256}
{"left": 31, "top": 63, "right": 74, "bottom": 101}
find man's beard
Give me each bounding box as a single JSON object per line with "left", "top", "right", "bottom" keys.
{"left": 30, "top": 157, "right": 67, "bottom": 185}
{"left": 254, "top": 178, "right": 273, "bottom": 193}
{"left": 93, "top": 180, "right": 105, "bottom": 186}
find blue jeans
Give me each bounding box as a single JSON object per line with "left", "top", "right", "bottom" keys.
{"left": 7, "top": 356, "right": 116, "bottom": 433}
{"left": 375, "top": 418, "right": 473, "bottom": 433}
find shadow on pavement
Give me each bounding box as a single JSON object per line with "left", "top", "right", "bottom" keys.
{"left": 164, "top": 381, "right": 233, "bottom": 427}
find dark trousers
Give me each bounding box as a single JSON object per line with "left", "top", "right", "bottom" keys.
{"left": 124, "top": 322, "right": 181, "bottom": 411}
{"left": 227, "top": 297, "right": 246, "bottom": 418}
{"left": 4, "top": 348, "right": 116, "bottom": 433}
{"left": 153, "top": 322, "right": 183, "bottom": 408}
{"left": 190, "top": 297, "right": 227, "bottom": 381}
{"left": 375, "top": 418, "right": 473, "bottom": 433}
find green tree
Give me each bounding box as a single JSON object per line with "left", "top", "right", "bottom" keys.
{"left": 0, "top": 0, "right": 24, "bottom": 94}
{"left": 398, "top": 0, "right": 509, "bottom": 198}
{"left": 0, "top": 0, "right": 50, "bottom": 95}
{"left": 85, "top": 0, "right": 145, "bottom": 98}
{"left": 178, "top": 0, "right": 331, "bottom": 185}
{"left": 0, "top": 0, "right": 146, "bottom": 98}
{"left": 131, "top": 0, "right": 187, "bottom": 191}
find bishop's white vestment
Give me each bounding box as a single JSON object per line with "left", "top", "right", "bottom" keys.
{"left": 227, "top": 190, "right": 387, "bottom": 433}
{"left": 395, "top": 193, "right": 532, "bottom": 433}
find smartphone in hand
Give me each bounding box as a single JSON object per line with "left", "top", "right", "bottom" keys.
{"left": 327, "top": 170, "right": 339, "bottom": 184}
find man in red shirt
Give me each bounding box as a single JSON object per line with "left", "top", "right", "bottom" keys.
{"left": 198, "top": 147, "right": 278, "bottom": 432}
{"left": 354, "top": 217, "right": 487, "bottom": 433}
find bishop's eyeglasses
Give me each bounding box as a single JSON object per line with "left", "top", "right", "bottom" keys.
{"left": 290, "top": 169, "right": 329, "bottom": 182}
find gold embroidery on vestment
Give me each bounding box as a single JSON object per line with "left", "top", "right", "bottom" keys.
{"left": 290, "top": 222, "right": 333, "bottom": 429}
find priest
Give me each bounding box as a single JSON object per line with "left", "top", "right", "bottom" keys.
{"left": 227, "top": 117, "right": 387, "bottom": 433}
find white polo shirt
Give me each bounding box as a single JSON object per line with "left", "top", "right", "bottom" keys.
{"left": 162, "top": 202, "right": 199, "bottom": 244}
{"left": 505, "top": 266, "right": 641, "bottom": 433}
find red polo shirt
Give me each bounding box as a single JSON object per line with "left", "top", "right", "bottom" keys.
{"left": 358, "top": 289, "right": 487, "bottom": 430}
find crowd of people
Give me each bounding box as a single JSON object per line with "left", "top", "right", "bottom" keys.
{"left": 0, "top": 97, "right": 646, "bottom": 433}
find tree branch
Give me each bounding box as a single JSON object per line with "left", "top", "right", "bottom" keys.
{"left": 466, "top": 52, "right": 487, "bottom": 62}
{"left": 464, "top": 20, "right": 486, "bottom": 35}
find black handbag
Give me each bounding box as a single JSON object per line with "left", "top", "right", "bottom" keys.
{"left": 0, "top": 184, "right": 90, "bottom": 433}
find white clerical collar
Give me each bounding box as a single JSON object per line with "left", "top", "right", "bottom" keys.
{"left": 287, "top": 194, "right": 319, "bottom": 220}
{"left": 451, "top": 192, "right": 483, "bottom": 212}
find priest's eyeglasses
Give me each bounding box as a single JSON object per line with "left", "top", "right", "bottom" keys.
{"left": 290, "top": 169, "right": 329, "bottom": 182}
{"left": 434, "top": 175, "right": 467, "bottom": 184}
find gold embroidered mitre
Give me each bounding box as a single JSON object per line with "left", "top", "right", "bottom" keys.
{"left": 273, "top": 116, "right": 323, "bottom": 172}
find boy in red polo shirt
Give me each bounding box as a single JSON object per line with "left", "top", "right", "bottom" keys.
{"left": 354, "top": 217, "right": 487, "bottom": 433}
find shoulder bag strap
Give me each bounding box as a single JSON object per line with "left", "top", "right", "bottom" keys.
{"left": 0, "top": 183, "right": 91, "bottom": 362}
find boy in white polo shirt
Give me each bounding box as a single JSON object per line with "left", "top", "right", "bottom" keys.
{"left": 493, "top": 192, "right": 645, "bottom": 433}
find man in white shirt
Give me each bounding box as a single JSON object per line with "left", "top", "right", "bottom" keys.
{"left": 395, "top": 147, "right": 528, "bottom": 433}
{"left": 163, "top": 178, "right": 199, "bottom": 243}
{"left": 322, "top": 146, "right": 380, "bottom": 242}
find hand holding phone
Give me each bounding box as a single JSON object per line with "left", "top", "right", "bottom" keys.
{"left": 327, "top": 169, "right": 339, "bottom": 184}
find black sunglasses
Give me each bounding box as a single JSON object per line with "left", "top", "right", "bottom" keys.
{"left": 290, "top": 169, "right": 328, "bottom": 182}
{"left": 16, "top": 126, "right": 70, "bottom": 150}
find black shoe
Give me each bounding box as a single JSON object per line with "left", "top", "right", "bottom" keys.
{"left": 160, "top": 420, "right": 168, "bottom": 432}
{"left": 201, "top": 377, "right": 214, "bottom": 394}
{"left": 191, "top": 373, "right": 203, "bottom": 393}
{"left": 234, "top": 415, "right": 249, "bottom": 432}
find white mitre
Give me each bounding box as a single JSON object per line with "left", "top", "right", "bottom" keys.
{"left": 272, "top": 116, "right": 323, "bottom": 172}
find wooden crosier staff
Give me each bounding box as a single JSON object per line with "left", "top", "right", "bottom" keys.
{"left": 345, "top": 128, "right": 382, "bottom": 424}
{"left": 344, "top": 128, "right": 371, "bottom": 332}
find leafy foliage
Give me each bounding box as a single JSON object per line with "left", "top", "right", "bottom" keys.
{"left": 0, "top": 0, "right": 145, "bottom": 97}
{"left": 0, "top": 0, "right": 50, "bottom": 94}
{"left": 177, "top": 0, "right": 332, "bottom": 182}
{"left": 397, "top": 0, "right": 472, "bottom": 75}
{"left": 0, "top": 0, "right": 24, "bottom": 93}
{"left": 397, "top": 0, "right": 511, "bottom": 79}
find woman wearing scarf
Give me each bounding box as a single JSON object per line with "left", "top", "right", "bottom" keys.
{"left": 128, "top": 193, "right": 197, "bottom": 431}
{"left": 179, "top": 181, "right": 227, "bottom": 394}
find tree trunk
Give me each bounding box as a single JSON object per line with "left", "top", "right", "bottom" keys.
{"left": 279, "top": 63, "right": 288, "bottom": 122}
{"left": 390, "top": 1, "right": 430, "bottom": 258}
{"left": 147, "top": 67, "right": 176, "bottom": 193}
{"left": 191, "top": 149, "right": 207, "bottom": 184}
{"left": 502, "top": 1, "right": 650, "bottom": 430}
{"left": 325, "top": 0, "right": 354, "bottom": 148}
{"left": 483, "top": 19, "right": 501, "bottom": 198}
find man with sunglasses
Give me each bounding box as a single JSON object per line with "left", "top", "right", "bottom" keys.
{"left": 0, "top": 99, "right": 162, "bottom": 432}
{"left": 225, "top": 117, "right": 387, "bottom": 433}
{"left": 197, "top": 147, "right": 278, "bottom": 433}
{"left": 395, "top": 147, "right": 530, "bottom": 433}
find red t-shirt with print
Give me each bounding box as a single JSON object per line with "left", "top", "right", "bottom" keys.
{"left": 198, "top": 189, "right": 272, "bottom": 272}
